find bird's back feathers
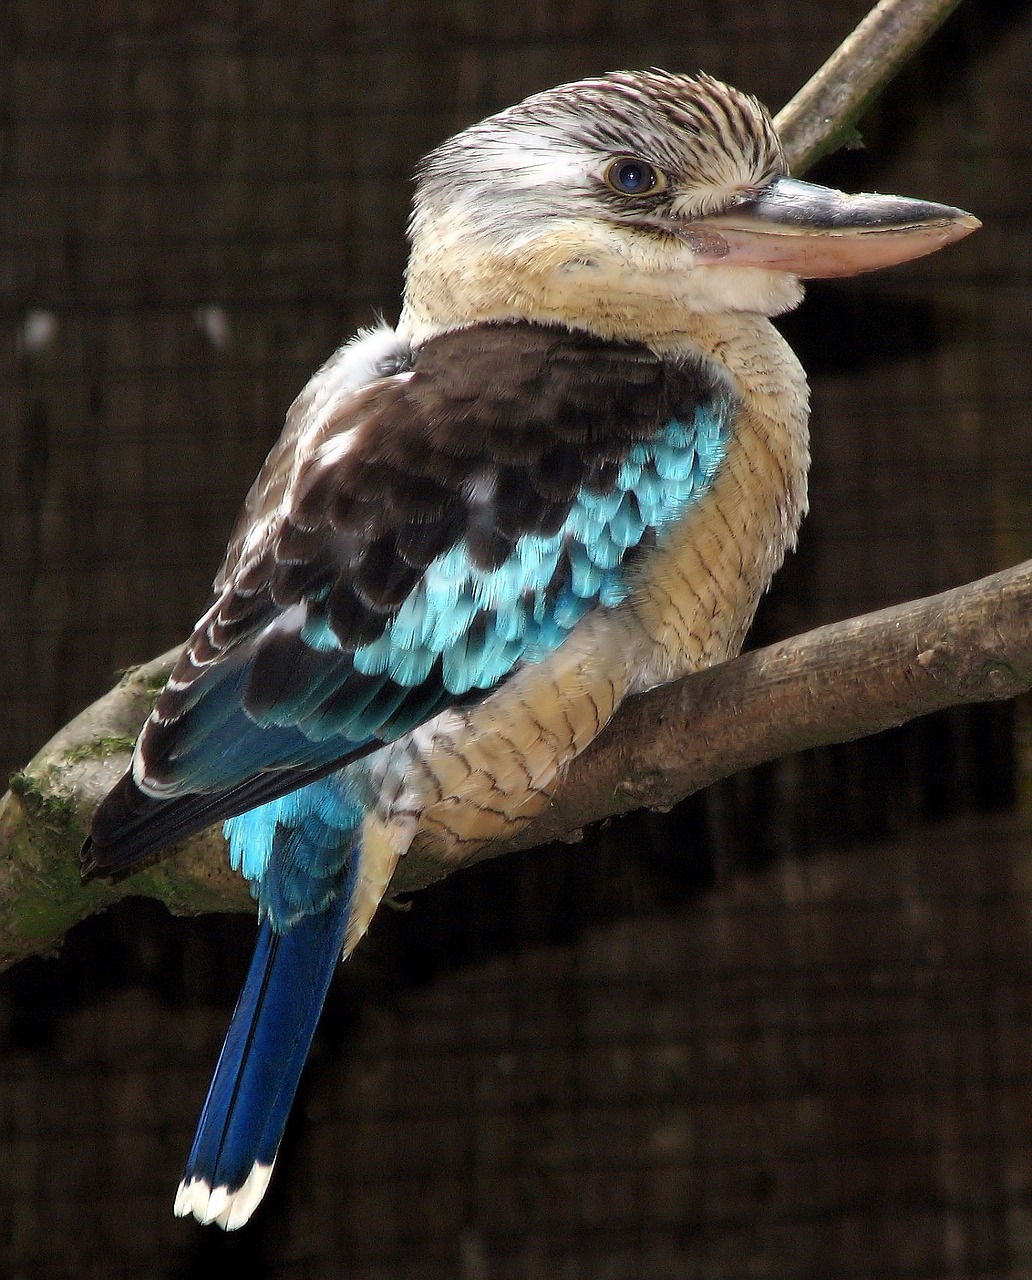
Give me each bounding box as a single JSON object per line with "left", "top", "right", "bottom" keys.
{"left": 85, "top": 321, "right": 732, "bottom": 882}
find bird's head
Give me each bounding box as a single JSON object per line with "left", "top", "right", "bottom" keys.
{"left": 399, "top": 69, "right": 978, "bottom": 346}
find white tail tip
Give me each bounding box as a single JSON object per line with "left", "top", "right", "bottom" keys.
{"left": 174, "top": 1161, "right": 274, "bottom": 1230}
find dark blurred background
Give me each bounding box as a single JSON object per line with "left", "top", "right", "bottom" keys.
{"left": 2, "top": 1, "right": 1032, "bottom": 1277}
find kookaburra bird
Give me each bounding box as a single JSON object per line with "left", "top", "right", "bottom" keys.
{"left": 83, "top": 70, "right": 977, "bottom": 1229}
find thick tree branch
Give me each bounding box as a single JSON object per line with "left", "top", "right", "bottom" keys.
{"left": 2, "top": 559, "right": 1028, "bottom": 969}
{"left": 0, "top": 0, "right": 983, "bottom": 969}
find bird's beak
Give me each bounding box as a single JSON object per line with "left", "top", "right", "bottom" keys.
{"left": 688, "top": 176, "right": 980, "bottom": 277}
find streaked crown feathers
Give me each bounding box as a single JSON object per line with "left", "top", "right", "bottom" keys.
{"left": 411, "top": 69, "right": 787, "bottom": 236}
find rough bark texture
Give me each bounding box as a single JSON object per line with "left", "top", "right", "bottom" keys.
{"left": 3, "top": 558, "right": 1029, "bottom": 970}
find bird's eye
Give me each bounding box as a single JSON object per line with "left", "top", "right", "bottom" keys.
{"left": 604, "top": 156, "right": 665, "bottom": 196}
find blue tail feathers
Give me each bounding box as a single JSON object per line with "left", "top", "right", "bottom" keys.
{"left": 174, "top": 890, "right": 352, "bottom": 1229}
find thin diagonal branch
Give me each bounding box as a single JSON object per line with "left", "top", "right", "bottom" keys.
{"left": 774, "top": 0, "right": 967, "bottom": 173}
